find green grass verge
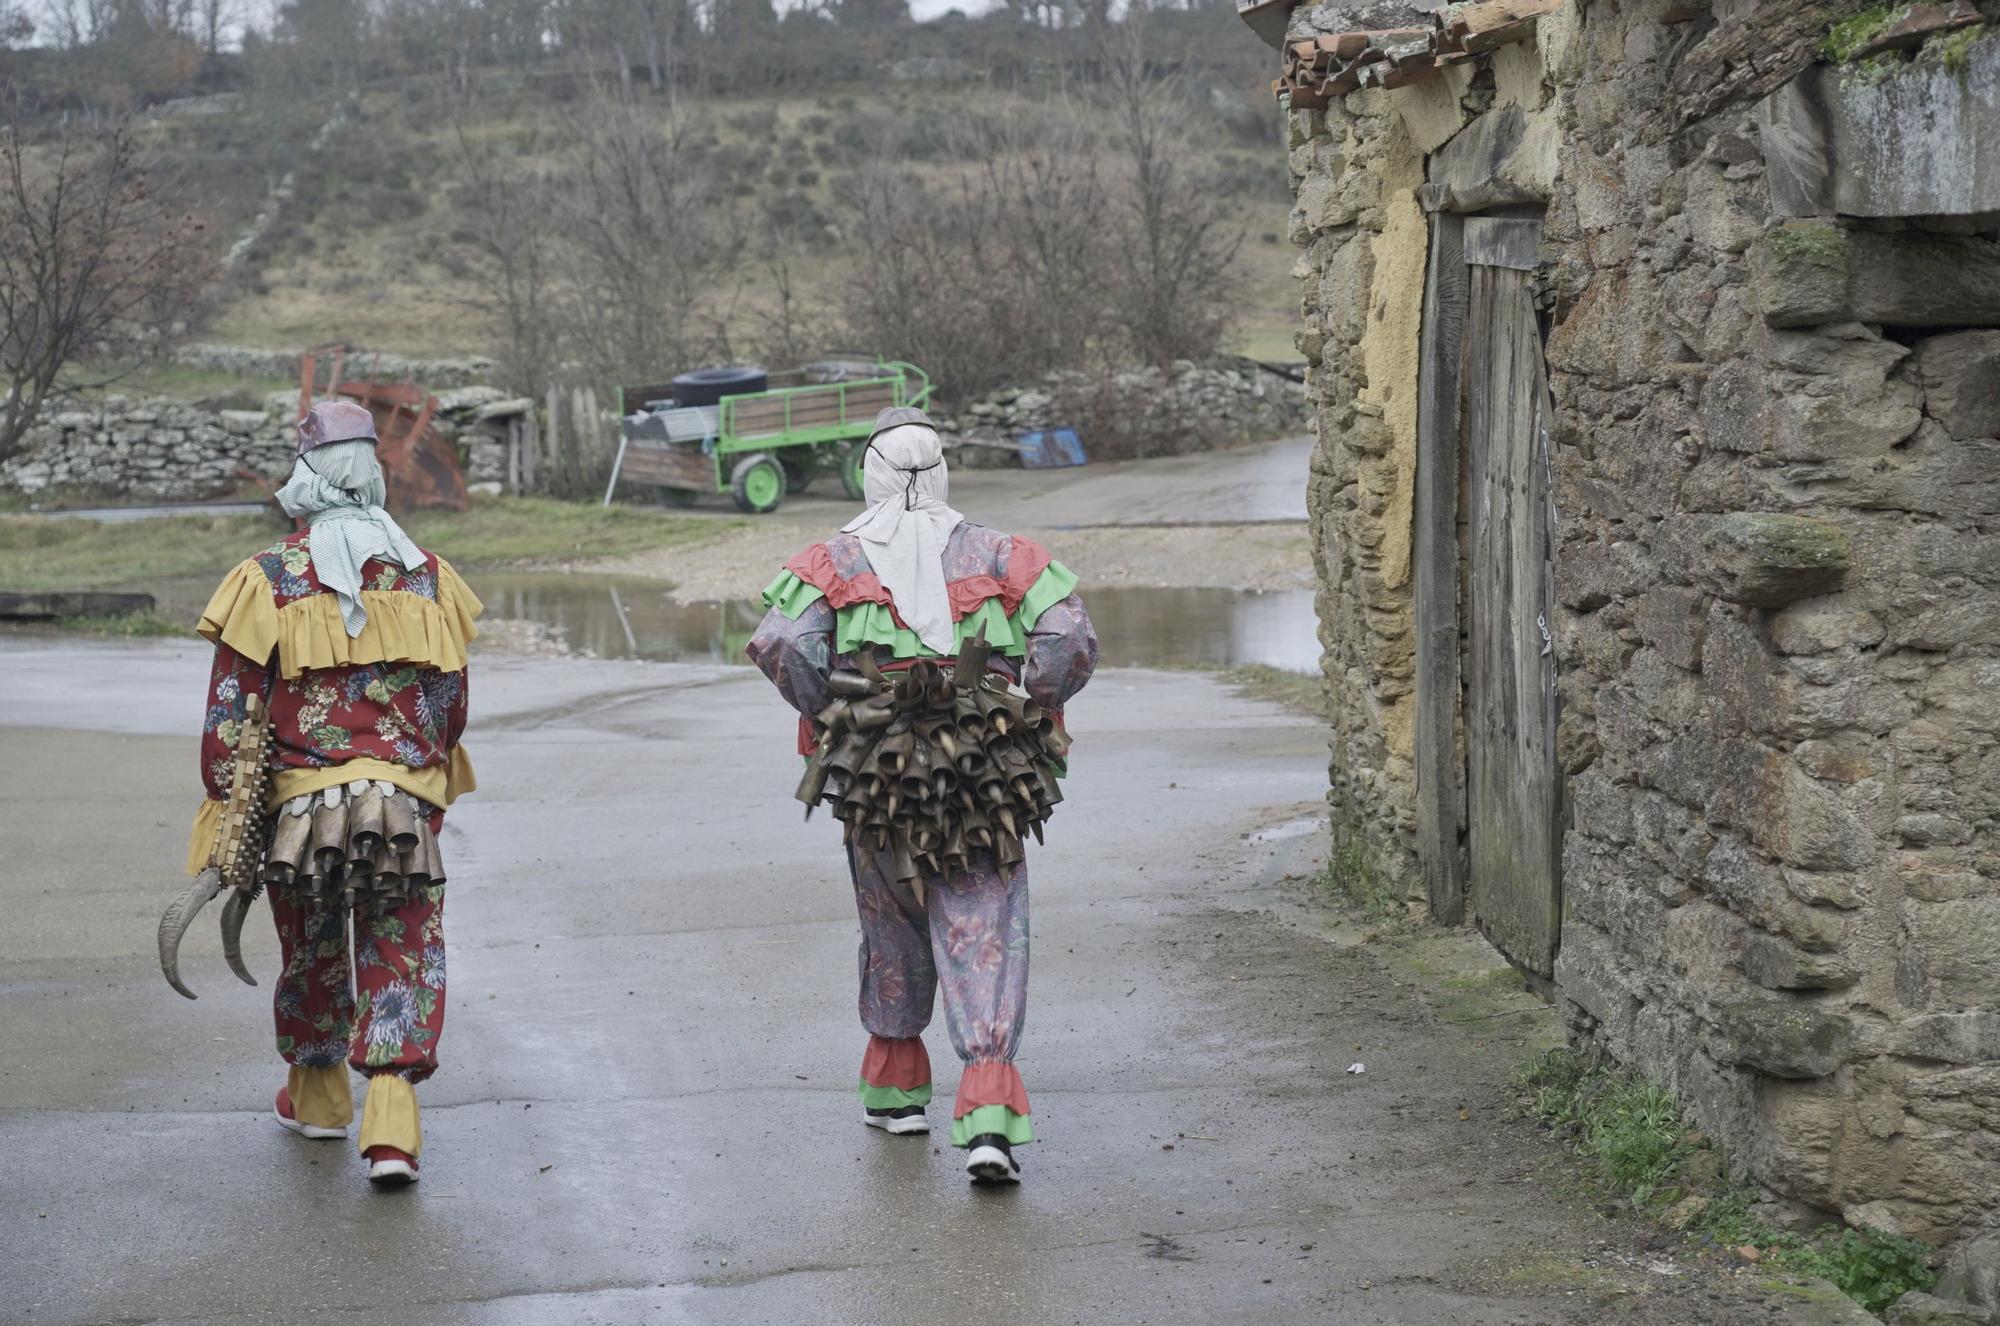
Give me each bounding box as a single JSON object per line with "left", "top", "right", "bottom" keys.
{"left": 53, "top": 611, "right": 192, "bottom": 638}
{"left": 1518, "top": 1048, "right": 1937, "bottom": 1315}
{"left": 0, "top": 497, "right": 732, "bottom": 592}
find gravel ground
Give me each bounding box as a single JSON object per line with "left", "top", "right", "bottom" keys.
{"left": 591, "top": 436, "right": 1318, "bottom": 602}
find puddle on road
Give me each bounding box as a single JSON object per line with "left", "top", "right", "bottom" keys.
{"left": 473, "top": 573, "right": 1321, "bottom": 673}
{"left": 136, "top": 572, "right": 1321, "bottom": 673}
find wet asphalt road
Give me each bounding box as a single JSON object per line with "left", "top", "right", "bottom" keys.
{"left": 0, "top": 636, "right": 1798, "bottom": 1325}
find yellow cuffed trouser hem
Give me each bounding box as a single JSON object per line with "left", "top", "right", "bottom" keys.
{"left": 287, "top": 1064, "right": 354, "bottom": 1130}
{"left": 357, "top": 1073, "right": 422, "bottom": 1159}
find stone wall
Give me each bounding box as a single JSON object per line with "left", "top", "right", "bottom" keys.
{"left": 1, "top": 362, "right": 1303, "bottom": 500}
{"left": 1287, "top": 57, "right": 1432, "bottom": 894}
{"left": 937, "top": 360, "right": 1311, "bottom": 463}
{"left": 171, "top": 342, "right": 500, "bottom": 389}
{"left": 1284, "top": 0, "right": 2000, "bottom": 1250}
{"left": 1, "top": 387, "right": 520, "bottom": 501}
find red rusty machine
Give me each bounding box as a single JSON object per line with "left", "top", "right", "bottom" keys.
{"left": 294, "top": 345, "right": 468, "bottom": 514}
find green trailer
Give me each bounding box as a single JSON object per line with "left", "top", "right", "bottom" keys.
{"left": 607, "top": 359, "right": 933, "bottom": 514}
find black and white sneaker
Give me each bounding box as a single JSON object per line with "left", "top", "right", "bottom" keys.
{"left": 964, "top": 1133, "right": 1021, "bottom": 1185}
{"left": 863, "top": 1104, "right": 931, "bottom": 1135}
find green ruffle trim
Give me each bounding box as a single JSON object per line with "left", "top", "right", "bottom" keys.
{"left": 951, "top": 1104, "right": 1034, "bottom": 1148}
{"left": 858, "top": 1080, "right": 934, "bottom": 1110}
{"left": 763, "top": 569, "right": 828, "bottom": 619}
{"left": 761, "top": 562, "right": 1080, "bottom": 665}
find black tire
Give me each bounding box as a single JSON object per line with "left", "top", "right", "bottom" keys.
{"left": 840, "top": 440, "right": 869, "bottom": 501}
{"left": 672, "top": 365, "right": 768, "bottom": 409}
{"left": 730, "top": 453, "right": 786, "bottom": 514}
{"left": 779, "top": 453, "right": 813, "bottom": 494}
{"left": 656, "top": 486, "right": 699, "bottom": 507}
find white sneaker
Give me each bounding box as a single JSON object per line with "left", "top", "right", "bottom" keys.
{"left": 274, "top": 1087, "right": 346, "bottom": 1140}
{"left": 863, "top": 1104, "right": 931, "bottom": 1135}
{"left": 365, "top": 1147, "right": 420, "bottom": 1186}
{"left": 964, "top": 1134, "right": 1021, "bottom": 1184}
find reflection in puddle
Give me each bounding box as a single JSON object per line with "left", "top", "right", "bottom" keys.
{"left": 134, "top": 572, "right": 1320, "bottom": 674}
{"left": 472, "top": 574, "right": 1322, "bottom": 674}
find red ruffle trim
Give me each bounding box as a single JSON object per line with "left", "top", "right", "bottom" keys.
{"left": 945, "top": 536, "right": 1052, "bottom": 620}
{"left": 784, "top": 544, "right": 894, "bottom": 613}
{"left": 789, "top": 536, "right": 1052, "bottom": 624}
{"left": 953, "top": 1061, "right": 1031, "bottom": 1119}
{"left": 861, "top": 1035, "right": 933, "bottom": 1091}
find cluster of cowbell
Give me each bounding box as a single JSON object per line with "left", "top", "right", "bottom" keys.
{"left": 261, "top": 780, "right": 446, "bottom": 913}
{"left": 797, "top": 629, "right": 1070, "bottom": 886}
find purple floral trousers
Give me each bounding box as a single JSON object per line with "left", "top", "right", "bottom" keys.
{"left": 850, "top": 846, "right": 1031, "bottom": 1123}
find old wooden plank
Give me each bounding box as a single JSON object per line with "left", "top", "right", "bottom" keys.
{"left": 1462, "top": 264, "right": 1497, "bottom": 955}
{"left": 1464, "top": 216, "right": 1543, "bottom": 271}
{"left": 1464, "top": 263, "right": 1562, "bottom": 978}
{"left": 1415, "top": 211, "right": 1469, "bottom": 926}
{"left": 617, "top": 441, "right": 714, "bottom": 490}
{"left": 0, "top": 590, "right": 156, "bottom": 620}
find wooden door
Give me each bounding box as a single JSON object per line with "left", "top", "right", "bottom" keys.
{"left": 1459, "top": 217, "right": 1561, "bottom": 978}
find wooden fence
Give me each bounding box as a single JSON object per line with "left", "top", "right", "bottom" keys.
{"left": 507, "top": 384, "right": 621, "bottom": 499}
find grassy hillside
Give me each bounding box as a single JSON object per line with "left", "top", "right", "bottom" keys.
{"left": 171, "top": 80, "right": 1300, "bottom": 378}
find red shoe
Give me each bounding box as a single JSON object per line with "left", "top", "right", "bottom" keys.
{"left": 365, "top": 1145, "right": 420, "bottom": 1186}
{"left": 274, "top": 1086, "right": 347, "bottom": 1140}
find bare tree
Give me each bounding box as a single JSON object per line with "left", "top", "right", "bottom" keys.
{"left": 1097, "top": 20, "right": 1242, "bottom": 367}
{"left": 0, "top": 4, "right": 32, "bottom": 45}
{"left": 0, "top": 121, "right": 217, "bottom": 461}
{"left": 835, "top": 100, "right": 1124, "bottom": 396}
{"left": 196, "top": 0, "right": 239, "bottom": 53}
{"left": 555, "top": 92, "right": 741, "bottom": 381}
{"left": 444, "top": 108, "right": 562, "bottom": 402}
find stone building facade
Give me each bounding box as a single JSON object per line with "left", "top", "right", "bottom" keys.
{"left": 1267, "top": 0, "right": 2000, "bottom": 1254}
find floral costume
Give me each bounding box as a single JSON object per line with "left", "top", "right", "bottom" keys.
{"left": 187, "top": 527, "right": 480, "bottom": 1153}
{"left": 748, "top": 522, "right": 1098, "bottom": 1148}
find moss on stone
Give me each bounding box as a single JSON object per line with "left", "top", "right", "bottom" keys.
{"left": 1819, "top": 6, "right": 1909, "bottom": 64}
{"left": 1762, "top": 221, "right": 1851, "bottom": 274}
{"left": 1923, "top": 24, "right": 1990, "bottom": 74}
{"left": 1836, "top": 50, "right": 1911, "bottom": 87}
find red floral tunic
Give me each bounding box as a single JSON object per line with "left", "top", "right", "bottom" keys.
{"left": 187, "top": 529, "right": 479, "bottom": 873}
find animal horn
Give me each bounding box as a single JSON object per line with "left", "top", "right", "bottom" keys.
{"left": 158, "top": 867, "right": 225, "bottom": 1000}
{"left": 220, "top": 888, "right": 260, "bottom": 988}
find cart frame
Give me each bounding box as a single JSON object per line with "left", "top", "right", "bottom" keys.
{"left": 606, "top": 359, "right": 932, "bottom": 512}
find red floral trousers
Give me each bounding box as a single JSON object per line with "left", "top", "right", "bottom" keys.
{"left": 268, "top": 881, "right": 447, "bottom": 1083}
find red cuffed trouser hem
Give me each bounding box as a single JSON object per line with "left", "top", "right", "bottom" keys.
{"left": 953, "top": 1061, "right": 1031, "bottom": 1119}
{"left": 861, "top": 1035, "right": 932, "bottom": 1091}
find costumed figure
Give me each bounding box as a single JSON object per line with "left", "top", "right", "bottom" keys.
{"left": 747, "top": 407, "right": 1098, "bottom": 1185}
{"left": 159, "top": 400, "right": 481, "bottom": 1188}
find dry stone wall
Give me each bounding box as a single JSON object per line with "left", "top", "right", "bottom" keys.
{"left": 1286, "top": 68, "right": 1430, "bottom": 895}
{"left": 0, "top": 387, "right": 519, "bottom": 502}
{"left": 938, "top": 361, "right": 1310, "bottom": 463}
{"left": 1, "top": 362, "right": 1303, "bottom": 500}
{"left": 1285, "top": 0, "right": 2000, "bottom": 1251}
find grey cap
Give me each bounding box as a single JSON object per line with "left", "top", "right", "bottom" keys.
{"left": 865, "top": 405, "right": 935, "bottom": 445}
{"left": 297, "top": 399, "right": 379, "bottom": 456}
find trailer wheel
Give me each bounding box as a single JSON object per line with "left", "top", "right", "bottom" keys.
{"left": 779, "top": 454, "right": 813, "bottom": 494}
{"left": 840, "top": 441, "right": 869, "bottom": 501}
{"left": 730, "top": 453, "right": 786, "bottom": 514}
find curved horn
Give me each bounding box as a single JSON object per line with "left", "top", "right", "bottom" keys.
{"left": 220, "top": 888, "right": 260, "bottom": 988}
{"left": 158, "top": 867, "right": 225, "bottom": 1000}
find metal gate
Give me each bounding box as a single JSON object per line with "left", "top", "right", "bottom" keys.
{"left": 1413, "top": 213, "right": 1562, "bottom": 978}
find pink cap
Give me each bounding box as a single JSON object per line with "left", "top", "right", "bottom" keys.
{"left": 297, "top": 400, "right": 378, "bottom": 456}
